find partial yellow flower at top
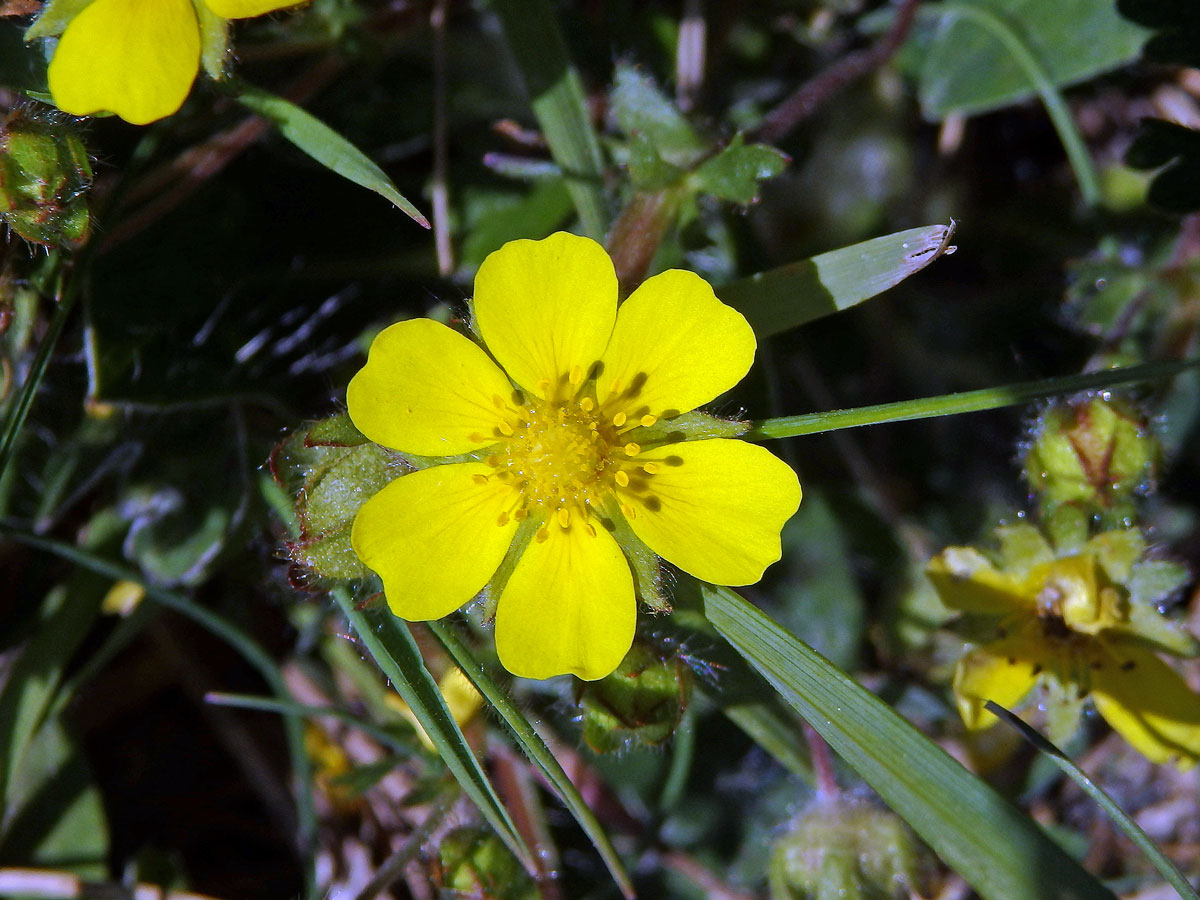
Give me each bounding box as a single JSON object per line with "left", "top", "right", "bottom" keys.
{"left": 927, "top": 526, "right": 1200, "bottom": 768}
{"left": 44, "top": 0, "right": 301, "bottom": 125}
{"left": 347, "top": 232, "right": 801, "bottom": 681}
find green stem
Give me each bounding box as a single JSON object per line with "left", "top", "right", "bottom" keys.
{"left": 747, "top": 359, "right": 1200, "bottom": 440}
{"left": 921, "top": 2, "right": 1100, "bottom": 206}
{"left": 0, "top": 526, "right": 319, "bottom": 893}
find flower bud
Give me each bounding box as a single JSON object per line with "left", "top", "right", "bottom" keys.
{"left": 432, "top": 827, "right": 537, "bottom": 900}
{"left": 769, "top": 799, "right": 924, "bottom": 900}
{"left": 1022, "top": 394, "right": 1156, "bottom": 527}
{"left": 576, "top": 640, "right": 691, "bottom": 753}
{"left": 271, "top": 413, "right": 403, "bottom": 582}
{"left": 0, "top": 108, "right": 92, "bottom": 250}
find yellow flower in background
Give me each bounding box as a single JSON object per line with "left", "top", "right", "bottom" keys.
{"left": 348, "top": 232, "right": 801, "bottom": 681}
{"left": 44, "top": 0, "right": 300, "bottom": 125}
{"left": 927, "top": 526, "right": 1200, "bottom": 768}
{"left": 386, "top": 667, "right": 484, "bottom": 750}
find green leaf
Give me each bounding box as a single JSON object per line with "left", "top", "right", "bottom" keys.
{"left": 234, "top": 85, "right": 429, "bottom": 229}
{"left": 610, "top": 65, "right": 706, "bottom": 167}
{"left": 488, "top": 0, "right": 608, "bottom": 240}
{"left": 917, "top": 0, "right": 1149, "bottom": 118}
{"left": 986, "top": 702, "right": 1200, "bottom": 900}
{"left": 703, "top": 585, "right": 1116, "bottom": 900}
{"left": 329, "top": 591, "right": 534, "bottom": 874}
{"left": 428, "top": 622, "right": 635, "bottom": 900}
{"left": 460, "top": 179, "right": 576, "bottom": 269}
{"left": 717, "top": 223, "right": 955, "bottom": 339}
{"left": 689, "top": 135, "right": 788, "bottom": 204}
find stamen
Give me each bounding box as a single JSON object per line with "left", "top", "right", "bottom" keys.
{"left": 619, "top": 501, "right": 635, "bottom": 519}
{"left": 624, "top": 442, "right": 641, "bottom": 456}
{"left": 642, "top": 462, "right": 661, "bottom": 474}
{"left": 486, "top": 455, "right": 502, "bottom": 467}
{"left": 640, "top": 414, "right": 657, "bottom": 427}
{"left": 612, "top": 411, "right": 627, "bottom": 427}
{"left": 569, "top": 364, "right": 583, "bottom": 385}
{"left": 492, "top": 394, "right": 506, "bottom": 409}
{"left": 498, "top": 421, "right": 515, "bottom": 437}
{"left": 557, "top": 508, "right": 571, "bottom": 529}
{"left": 609, "top": 377, "right": 623, "bottom": 395}
{"left": 514, "top": 508, "right": 529, "bottom": 521}
{"left": 584, "top": 521, "right": 597, "bottom": 537}
{"left": 535, "top": 526, "right": 549, "bottom": 543}
{"left": 497, "top": 511, "right": 510, "bottom": 526}
{"left": 579, "top": 397, "right": 595, "bottom": 412}
{"left": 614, "top": 470, "right": 630, "bottom": 487}
{"left": 471, "top": 473, "right": 489, "bottom": 485}
{"left": 537, "top": 378, "right": 551, "bottom": 393}
{"left": 469, "top": 432, "right": 484, "bottom": 443}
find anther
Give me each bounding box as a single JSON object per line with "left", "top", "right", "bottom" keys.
{"left": 557, "top": 508, "right": 571, "bottom": 529}
{"left": 514, "top": 508, "right": 529, "bottom": 521}
{"left": 624, "top": 442, "right": 641, "bottom": 456}
{"left": 619, "top": 501, "right": 635, "bottom": 519}
{"left": 497, "top": 511, "right": 510, "bottom": 526}
{"left": 492, "top": 394, "right": 506, "bottom": 409}
{"left": 471, "top": 474, "right": 489, "bottom": 485}
{"left": 614, "top": 470, "right": 630, "bottom": 487}
{"left": 535, "top": 526, "right": 549, "bottom": 543}
{"left": 569, "top": 364, "right": 583, "bottom": 385}
{"left": 585, "top": 521, "right": 597, "bottom": 537}
{"left": 486, "top": 455, "right": 501, "bottom": 467}
{"left": 641, "top": 414, "right": 657, "bottom": 427}
{"left": 579, "top": 397, "right": 595, "bottom": 412}
{"left": 612, "top": 412, "right": 627, "bottom": 427}
{"left": 609, "top": 377, "right": 623, "bottom": 395}
{"left": 498, "top": 421, "right": 514, "bottom": 437}
{"left": 642, "top": 462, "right": 661, "bottom": 474}
{"left": 469, "top": 432, "right": 484, "bottom": 443}
{"left": 537, "top": 378, "right": 551, "bottom": 393}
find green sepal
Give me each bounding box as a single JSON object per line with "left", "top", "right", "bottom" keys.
{"left": 1086, "top": 528, "right": 1146, "bottom": 584}
{"left": 576, "top": 640, "right": 691, "bottom": 754}
{"left": 305, "top": 411, "right": 369, "bottom": 447}
{"left": 598, "top": 498, "right": 667, "bottom": 613}
{"left": 630, "top": 410, "right": 749, "bottom": 449}
{"left": 480, "top": 513, "right": 542, "bottom": 619}
{"left": 1118, "top": 603, "right": 1200, "bottom": 658}
{"left": 433, "top": 827, "right": 538, "bottom": 900}
{"left": 993, "top": 523, "right": 1054, "bottom": 574}
{"left": 195, "top": 1, "right": 232, "bottom": 82}
{"left": 25, "top": 0, "right": 97, "bottom": 40}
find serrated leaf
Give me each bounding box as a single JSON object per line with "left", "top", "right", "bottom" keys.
{"left": 234, "top": 84, "right": 429, "bottom": 228}
{"left": 690, "top": 135, "right": 787, "bottom": 204}
{"left": 703, "top": 584, "right": 1117, "bottom": 900}
{"left": 717, "top": 223, "right": 955, "bottom": 338}
{"left": 917, "top": 0, "right": 1149, "bottom": 119}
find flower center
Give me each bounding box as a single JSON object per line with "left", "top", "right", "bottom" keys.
{"left": 483, "top": 386, "right": 659, "bottom": 537}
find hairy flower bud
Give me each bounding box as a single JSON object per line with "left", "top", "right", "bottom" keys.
{"left": 0, "top": 108, "right": 92, "bottom": 250}
{"left": 576, "top": 640, "right": 691, "bottom": 753}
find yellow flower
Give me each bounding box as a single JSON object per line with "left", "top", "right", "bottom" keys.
{"left": 386, "top": 666, "right": 484, "bottom": 750}
{"left": 45, "top": 0, "right": 299, "bottom": 125}
{"left": 927, "top": 527, "right": 1200, "bottom": 768}
{"left": 347, "top": 232, "right": 801, "bottom": 681}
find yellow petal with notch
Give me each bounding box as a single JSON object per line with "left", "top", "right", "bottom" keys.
{"left": 351, "top": 462, "right": 518, "bottom": 621}
{"left": 473, "top": 232, "right": 617, "bottom": 399}
{"left": 622, "top": 439, "right": 800, "bottom": 586}
{"left": 597, "top": 269, "right": 755, "bottom": 417}
{"left": 494, "top": 523, "right": 634, "bottom": 680}
{"left": 49, "top": 0, "right": 201, "bottom": 125}
{"left": 348, "top": 319, "right": 518, "bottom": 457}
{"left": 952, "top": 637, "right": 1043, "bottom": 730}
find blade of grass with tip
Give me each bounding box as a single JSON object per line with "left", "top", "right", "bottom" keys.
{"left": 716, "top": 223, "right": 956, "bottom": 338}
{"left": 488, "top": 0, "right": 608, "bottom": 240}
{"left": 428, "top": 621, "right": 635, "bottom": 900}
{"left": 986, "top": 701, "right": 1200, "bottom": 900}
{"left": 234, "top": 84, "right": 429, "bottom": 229}
{"left": 330, "top": 591, "right": 534, "bottom": 874}
{"left": 703, "top": 584, "right": 1116, "bottom": 900}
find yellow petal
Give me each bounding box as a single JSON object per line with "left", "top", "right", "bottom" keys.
{"left": 494, "top": 523, "right": 634, "bottom": 680}
{"left": 473, "top": 232, "right": 617, "bottom": 399}
{"left": 347, "top": 319, "right": 517, "bottom": 457}
{"left": 953, "top": 639, "right": 1042, "bottom": 730}
{"left": 48, "top": 0, "right": 200, "bottom": 125}
{"left": 203, "top": 0, "right": 298, "bottom": 17}
{"left": 623, "top": 439, "right": 800, "bottom": 586}
{"left": 1091, "top": 643, "right": 1200, "bottom": 768}
{"left": 596, "top": 269, "right": 755, "bottom": 416}
{"left": 351, "top": 462, "right": 518, "bottom": 621}
{"left": 926, "top": 547, "right": 1030, "bottom": 615}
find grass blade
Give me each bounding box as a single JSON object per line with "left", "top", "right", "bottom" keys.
{"left": 747, "top": 358, "right": 1200, "bottom": 440}
{"left": 716, "top": 223, "right": 955, "bottom": 338}
{"left": 488, "top": 0, "right": 608, "bottom": 240}
{"left": 986, "top": 702, "right": 1200, "bottom": 900}
{"left": 234, "top": 84, "right": 430, "bottom": 228}
{"left": 703, "top": 584, "right": 1116, "bottom": 900}
{"left": 329, "top": 592, "right": 534, "bottom": 874}
{"left": 428, "top": 621, "right": 635, "bottom": 899}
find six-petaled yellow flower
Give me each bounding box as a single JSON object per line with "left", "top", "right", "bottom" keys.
{"left": 927, "top": 526, "right": 1200, "bottom": 768}
{"left": 347, "top": 232, "right": 801, "bottom": 681}
{"left": 44, "top": 0, "right": 300, "bottom": 125}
